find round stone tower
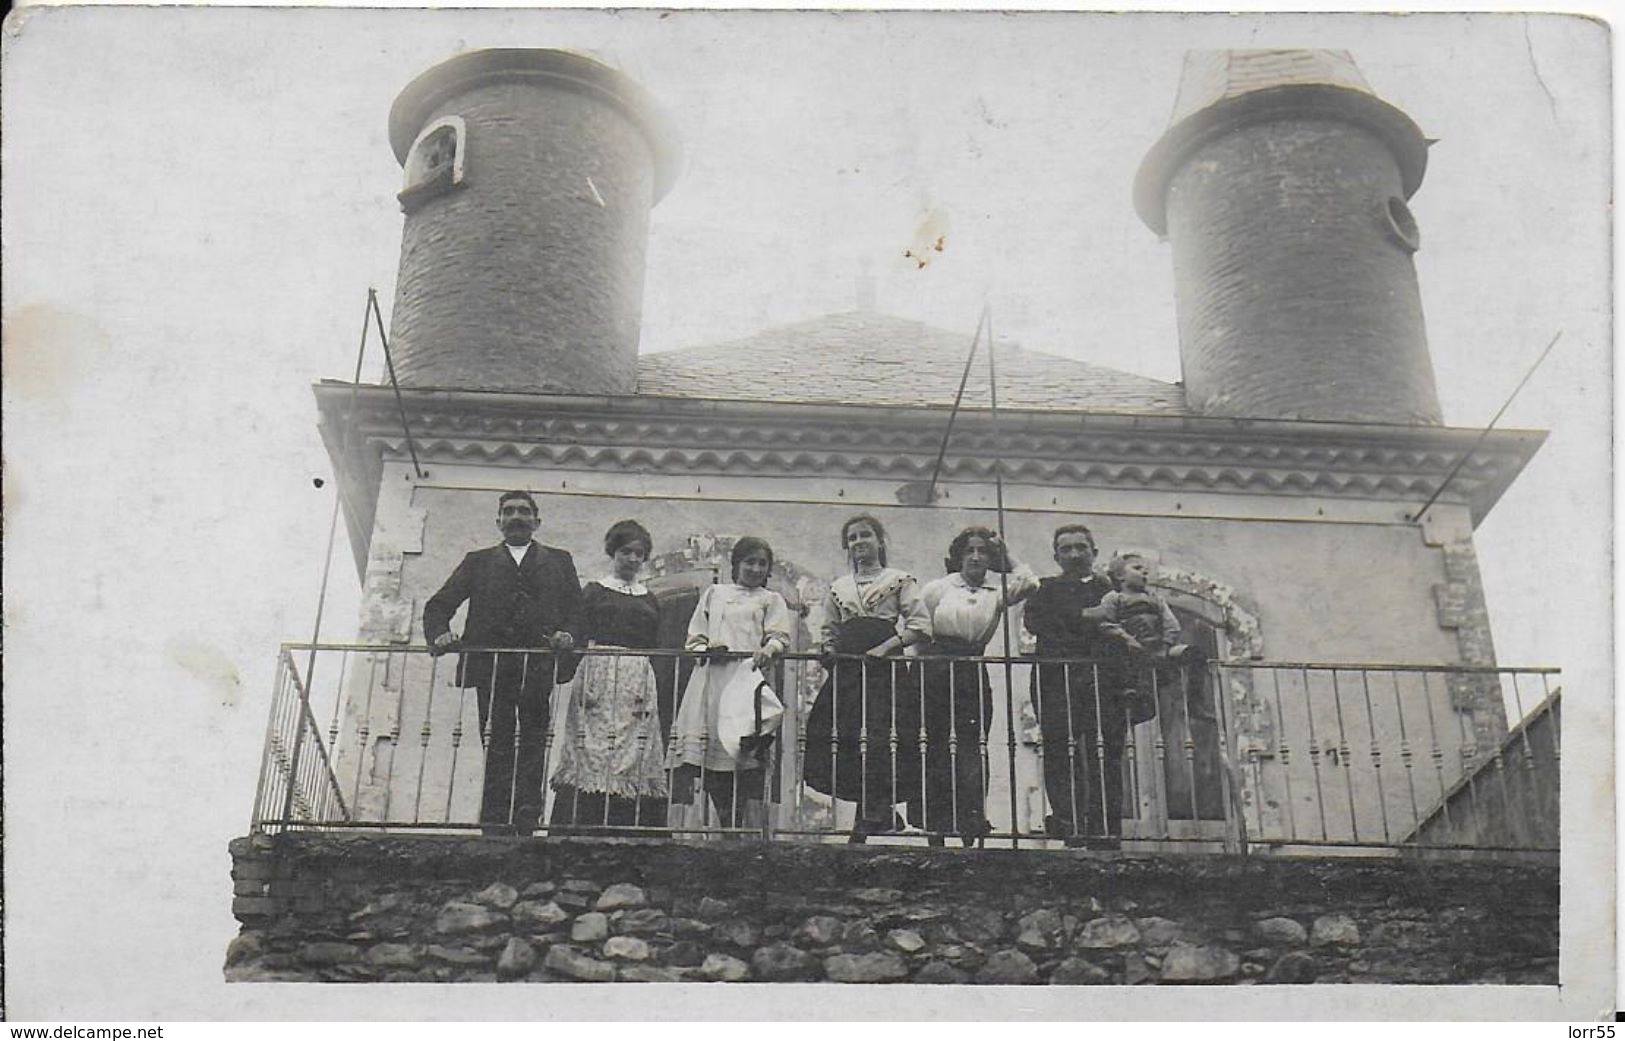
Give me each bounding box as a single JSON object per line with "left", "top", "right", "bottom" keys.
{"left": 1135, "top": 50, "right": 1442, "bottom": 425}
{"left": 386, "top": 49, "right": 680, "bottom": 394}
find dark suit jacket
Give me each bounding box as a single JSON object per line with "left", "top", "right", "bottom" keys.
{"left": 423, "top": 541, "right": 583, "bottom": 690}
{"left": 1022, "top": 573, "right": 1115, "bottom": 659}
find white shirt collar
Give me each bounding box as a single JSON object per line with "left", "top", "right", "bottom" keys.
{"left": 599, "top": 574, "right": 649, "bottom": 596}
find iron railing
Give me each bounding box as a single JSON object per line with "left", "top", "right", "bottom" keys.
{"left": 1217, "top": 662, "right": 1560, "bottom": 855}
{"left": 250, "top": 642, "right": 1558, "bottom": 859}
{"left": 250, "top": 648, "right": 351, "bottom": 832}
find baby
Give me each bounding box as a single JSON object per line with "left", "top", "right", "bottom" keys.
{"left": 1083, "top": 552, "right": 1190, "bottom": 662}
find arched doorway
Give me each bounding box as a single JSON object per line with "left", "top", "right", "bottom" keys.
{"left": 1119, "top": 566, "right": 1263, "bottom": 852}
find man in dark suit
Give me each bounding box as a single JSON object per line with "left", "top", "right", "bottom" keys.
{"left": 1022, "top": 523, "right": 1125, "bottom": 849}
{"left": 424, "top": 490, "right": 581, "bottom": 835}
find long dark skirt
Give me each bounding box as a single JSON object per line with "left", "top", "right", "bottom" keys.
{"left": 915, "top": 637, "right": 995, "bottom": 836}
{"left": 802, "top": 617, "right": 922, "bottom": 819}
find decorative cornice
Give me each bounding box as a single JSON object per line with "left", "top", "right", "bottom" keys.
{"left": 367, "top": 435, "right": 1488, "bottom": 500}
{"left": 315, "top": 382, "right": 1544, "bottom": 524}
{"left": 355, "top": 410, "right": 1489, "bottom": 471}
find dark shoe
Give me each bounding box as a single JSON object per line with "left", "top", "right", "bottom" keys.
{"left": 849, "top": 816, "right": 888, "bottom": 844}
{"left": 926, "top": 834, "right": 946, "bottom": 848}
{"left": 1047, "top": 814, "right": 1088, "bottom": 846}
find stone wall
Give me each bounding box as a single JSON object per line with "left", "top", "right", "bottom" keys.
{"left": 227, "top": 834, "right": 1556, "bottom": 985}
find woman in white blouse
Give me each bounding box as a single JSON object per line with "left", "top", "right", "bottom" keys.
{"left": 668, "top": 537, "right": 795, "bottom": 831}
{"left": 916, "top": 527, "right": 1038, "bottom": 845}
{"left": 802, "top": 514, "right": 933, "bottom": 843}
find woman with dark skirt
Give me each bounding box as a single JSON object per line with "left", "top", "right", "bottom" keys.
{"left": 802, "top": 514, "right": 932, "bottom": 843}
{"left": 548, "top": 519, "right": 668, "bottom": 835}
{"left": 916, "top": 527, "right": 1038, "bottom": 846}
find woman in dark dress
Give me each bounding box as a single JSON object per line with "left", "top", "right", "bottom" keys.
{"left": 549, "top": 519, "right": 667, "bottom": 833}
{"left": 802, "top": 515, "right": 932, "bottom": 842}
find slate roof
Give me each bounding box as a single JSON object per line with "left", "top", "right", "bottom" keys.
{"left": 635, "top": 311, "right": 1191, "bottom": 415}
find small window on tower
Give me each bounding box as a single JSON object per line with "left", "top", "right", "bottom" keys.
{"left": 1380, "top": 195, "right": 1421, "bottom": 253}
{"left": 398, "top": 117, "right": 466, "bottom": 213}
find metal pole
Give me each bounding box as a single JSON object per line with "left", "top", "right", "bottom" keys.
{"left": 1411, "top": 331, "right": 1560, "bottom": 523}
{"left": 921, "top": 306, "right": 989, "bottom": 501}
{"left": 368, "top": 288, "right": 426, "bottom": 480}
{"left": 986, "top": 307, "right": 1020, "bottom": 848}
{"left": 301, "top": 291, "right": 375, "bottom": 695}
{"left": 286, "top": 291, "right": 376, "bottom": 828}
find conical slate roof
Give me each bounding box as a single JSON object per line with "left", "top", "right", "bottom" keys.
{"left": 1135, "top": 48, "right": 1427, "bottom": 234}
{"left": 635, "top": 311, "right": 1190, "bottom": 415}
{"left": 1164, "top": 49, "right": 1374, "bottom": 126}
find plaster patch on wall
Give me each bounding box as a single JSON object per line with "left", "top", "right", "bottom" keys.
{"left": 346, "top": 522, "right": 417, "bottom": 817}
{"left": 1155, "top": 566, "right": 1272, "bottom": 833}
{"left": 359, "top": 542, "right": 414, "bottom": 644}
{"left": 1156, "top": 567, "right": 1265, "bottom": 659}
{"left": 351, "top": 472, "right": 426, "bottom": 649}
{"left": 333, "top": 649, "right": 405, "bottom": 821}
{"left": 643, "top": 533, "right": 723, "bottom": 581}
{"left": 1421, "top": 525, "right": 1506, "bottom": 754}
{"left": 390, "top": 502, "right": 429, "bottom": 556}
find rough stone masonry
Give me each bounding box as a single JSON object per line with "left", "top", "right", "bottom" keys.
{"left": 227, "top": 834, "right": 1556, "bottom": 985}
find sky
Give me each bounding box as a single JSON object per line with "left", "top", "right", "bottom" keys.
{"left": 1, "top": 6, "right": 1611, "bottom": 1020}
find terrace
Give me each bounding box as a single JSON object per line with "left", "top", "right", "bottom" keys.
{"left": 229, "top": 643, "right": 1559, "bottom": 984}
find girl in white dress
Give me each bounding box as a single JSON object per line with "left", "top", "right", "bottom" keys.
{"left": 668, "top": 537, "right": 795, "bottom": 830}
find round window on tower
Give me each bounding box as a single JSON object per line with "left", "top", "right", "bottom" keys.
{"left": 398, "top": 117, "right": 467, "bottom": 213}
{"left": 1380, "top": 195, "right": 1421, "bottom": 253}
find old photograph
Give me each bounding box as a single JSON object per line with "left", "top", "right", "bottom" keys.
{"left": 1, "top": 5, "right": 1612, "bottom": 1020}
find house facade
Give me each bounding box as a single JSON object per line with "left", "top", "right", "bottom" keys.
{"left": 314, "top": 47, "right": 1544, "bottom": 851}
